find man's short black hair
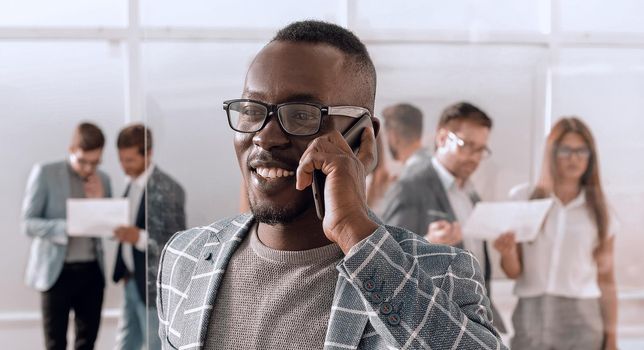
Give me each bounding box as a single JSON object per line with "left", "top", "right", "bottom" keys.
{"left": 383, "top": 103, "right": 423, "bottom": 141}
{"left": 272, "top": 20, "right": 377, "bottom": 111}
{"left": 438, "top": 101, "right": 493, "bottom": 130}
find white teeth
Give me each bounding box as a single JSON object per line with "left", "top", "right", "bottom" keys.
{"left": 255, "top": 167, "right": 295, "bottom": 179}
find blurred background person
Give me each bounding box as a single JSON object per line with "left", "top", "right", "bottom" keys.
{"left": 495, "top": 117, "right": 618, "bottom": 349}
{"left": 382, "top": 103, "right": 425, "bottom": 165}
{"left": 21, "top": 122, "right": 111, "bottom": 350}
{"left": 365, "top": 133, "right": 396, "bottom": 213}
{"left": 381, "top": 101, "right": 505, "bottom": 332}
{"left": 112, "top": 124, "right": 186, "bottom": 350}
{"left": 366, "top": 103, "right": 423, "bottom": 213}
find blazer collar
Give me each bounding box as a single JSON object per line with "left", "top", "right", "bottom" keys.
{"left": 176, "top": 213, "right": 254, "bottom": 348}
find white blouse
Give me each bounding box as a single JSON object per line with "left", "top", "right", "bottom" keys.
{"left": 510, "top": 184, "right": 617, "bottom": 299}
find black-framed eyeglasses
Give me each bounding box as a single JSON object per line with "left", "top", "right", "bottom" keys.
{"left": 223, "top": 99, "right": 370, "bottom": 136}
{"left": 447, "top": 131, "right": 492, "bottom": 158}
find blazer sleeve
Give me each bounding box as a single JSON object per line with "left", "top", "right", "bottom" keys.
{"left": 169, "top": 184, "right": 186, "bottom": 234}
{"left": 339, "top": 226, "right": 506, "bottom": 349}
{"left": 20, "top": 164, "right": 67, "bottom": 245}
{"left": 147, "top": 181, "right": 187, "bottom": 306}
{"left": 380, "top": 180, "right": 424, "bottom": 236}
{"left": 151, "top": 182, "right": 186, "bottom": 258}
{"left": 156, "top": 229, "right": 186, "bottom": 349}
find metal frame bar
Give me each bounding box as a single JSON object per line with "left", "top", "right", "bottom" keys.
{"left": 1, "top": 26, "right": 642, "bottom": 46}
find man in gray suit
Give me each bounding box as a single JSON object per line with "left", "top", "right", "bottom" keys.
{"left": 381, "top": 101, "right": 506, "bottom": 332}
{"left": 112, "top": 124, "right": 186, "bottom": 350}
{"left": 382, "top": 103, "right": 426, "bottom": 166}
{"left": 157, "top": 21, "right": 506, "bottom": 349}
{"left": 366, "top": 103, "right": 426, "bottom": 214}
{"left": 21, "top": 122, "right": 111, "bottom": 350}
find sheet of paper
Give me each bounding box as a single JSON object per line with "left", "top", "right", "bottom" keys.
{"left": 67, "top": 198, "right": 129, "bottom": 237}
{"left": 462, "top": 199, "right": 554, "bottom": 242}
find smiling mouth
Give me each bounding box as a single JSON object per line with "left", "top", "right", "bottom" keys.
{"left": 253, "top": 167, "right": 295, "bottom": 180}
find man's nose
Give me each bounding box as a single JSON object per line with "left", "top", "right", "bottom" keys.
{"left": 252, "top": 115, "right": 290, "bottom": 150}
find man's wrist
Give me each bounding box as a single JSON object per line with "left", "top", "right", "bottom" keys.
{"left": 334, "top": 215, "right": 379, "bottom": 254}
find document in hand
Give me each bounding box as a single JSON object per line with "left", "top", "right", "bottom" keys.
{"left": 67, "top": 198, "right": 129, "bottom": 237}
{"left": 463, "top": 199, "right": 554, "bottom": 242}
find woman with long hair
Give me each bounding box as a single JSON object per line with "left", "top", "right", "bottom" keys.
{"left": 494, "top": 117, "right": 618, "bottom": 349}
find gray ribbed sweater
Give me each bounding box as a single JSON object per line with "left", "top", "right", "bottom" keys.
{"left": 204, "top": 225, "right": 343, "bottom": 349}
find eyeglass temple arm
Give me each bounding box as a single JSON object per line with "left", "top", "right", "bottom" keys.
{"left": 328, "top": 106, "right": 371, "bottom": 118}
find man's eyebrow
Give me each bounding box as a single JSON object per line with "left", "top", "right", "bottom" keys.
{"left": 244, "top": 90, "right": 322, "bottom": 104}
{"left": 280, "top": 93, "right": 320, "bottom": 104}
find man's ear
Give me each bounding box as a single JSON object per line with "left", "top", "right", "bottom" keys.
{"left": 370, "top": 116, "right": 381, "bottom": 138}
{"left": 435, "top": 128, "right": 448, "bottom": 149}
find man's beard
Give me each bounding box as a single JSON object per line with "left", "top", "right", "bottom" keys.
{"left": 250, "top": 198, "right": 310, "bottom": 225}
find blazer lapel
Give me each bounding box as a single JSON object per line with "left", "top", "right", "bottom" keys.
{"left": 176, "top": 213, "right": 254, "bottom": 348}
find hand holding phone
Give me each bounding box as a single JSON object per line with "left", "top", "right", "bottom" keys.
{"left": 311, "top": 114, "right": 377, "bottom": 220}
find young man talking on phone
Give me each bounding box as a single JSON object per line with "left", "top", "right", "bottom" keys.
{"left": 157, "top": 21, "right": 505, "bottom": 349}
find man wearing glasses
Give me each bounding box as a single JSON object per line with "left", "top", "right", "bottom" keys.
{"left": 21, "top": 122, "right": 111, "bottom": 350}
{"left": 157, "top": 21, "right": 505, "bottom": 349}
{"left": 381, "top": 101, "right": 506, "bottom": 332}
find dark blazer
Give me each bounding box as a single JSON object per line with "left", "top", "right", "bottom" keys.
{"left": 113, "top": 166, "right": 186, "bottom": 304}
{"left": 380, "top": 151, "right": 506, "bottom": 332}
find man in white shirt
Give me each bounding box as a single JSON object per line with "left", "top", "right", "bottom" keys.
{"left": 113, "top": 124, "right": 186, "bottom": 350}
{"left": 381, "top": 101, "right": 505, "bottom": 331}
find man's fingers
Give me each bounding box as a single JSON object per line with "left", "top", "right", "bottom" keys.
{"left": 297, "top": 131, "right": 362, "bottom": 191}
{"left": 356, "top": 127, "right": 376, "bottom": 173}
{"left": 430, "top": 220, "right": 449, "bottom": 229}
{"left": 296, "top": 152, "right": 330, "bottom": 190}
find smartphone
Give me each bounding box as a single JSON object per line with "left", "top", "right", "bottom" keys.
{"left": 311, "top": 114, "right": 377, "bottom": 220}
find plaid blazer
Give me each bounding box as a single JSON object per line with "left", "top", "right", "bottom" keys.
{"left": 157, "top": 213, "right": 507, "bottom": 349}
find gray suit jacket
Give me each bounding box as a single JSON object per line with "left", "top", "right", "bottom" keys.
{"left": 381, "top": 151, "right": 506, "bottom": 332}
{"left": 146, "top": 166, "right": 186, "bottom": 302}
{"left": 157, "top": 213, "right": 507, "bottom": 349}
{"left": 21, "top": 160, "right": 111, "bottom": 291}
{"left": 113, "top": 166, "right": 186, "bottom": 304}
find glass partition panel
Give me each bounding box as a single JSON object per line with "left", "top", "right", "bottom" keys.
{"left": 0, "top": 41, "right": 126, "bottom": 347}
